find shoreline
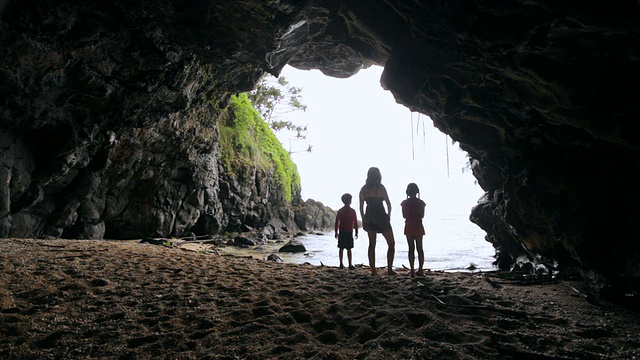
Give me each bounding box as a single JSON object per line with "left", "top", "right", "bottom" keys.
{"left": 205, "top": 229, "right": 496, "bottom": 273}
{"left": 1, "top": 238, "right": 639, "bottom": 359}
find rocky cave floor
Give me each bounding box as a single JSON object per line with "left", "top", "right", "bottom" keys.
{"left": 0, "top": 238, "right": 639, "bottom": 359}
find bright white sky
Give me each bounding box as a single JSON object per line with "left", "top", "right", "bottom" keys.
{"left": 275, "top": 65, "right": 485, "bottom": 220}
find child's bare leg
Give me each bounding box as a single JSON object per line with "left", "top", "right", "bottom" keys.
{"left": 406, "top": 236, "right": 416, "bottom": 277}
{"left": 347, "top": 249, "right": 353, "bottom": 268}
{"left": 339, "top": 248, "right": 344, "bottom": 268}
{"left": 416, "top": 236, "right": 424, "bottom": 275}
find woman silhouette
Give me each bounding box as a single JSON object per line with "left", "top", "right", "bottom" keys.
{"left": 359, "top": 167, "right": 396, "bottom": 276}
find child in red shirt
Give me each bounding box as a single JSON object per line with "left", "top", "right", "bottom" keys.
{"left": 400, "top": 183, "right": 426, "bottom": 277}
{"left": 334, "top": 193, "right": 359, "bottom": 269}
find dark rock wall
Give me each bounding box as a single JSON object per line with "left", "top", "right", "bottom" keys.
{"left": 375, "top": 2, "right": 640, "bottom": 295}
{"left": 1, "top": 1, "right": 639, "bottom": 297}
{"left": 0, "top": 0, "right": 333, "bottom": 240}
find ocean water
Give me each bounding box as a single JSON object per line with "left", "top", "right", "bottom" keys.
{"left": 224, "top": 214, "right": 497, "bottom": 272}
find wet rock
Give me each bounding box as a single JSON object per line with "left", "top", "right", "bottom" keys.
{"left": 233, "top": 236, "right": 257, "bottom": 247}
{"left": 279, "top": 240, "right": 306, "bottom": 253}
{"left": 267, "top": 254, "right": 283, "bottom": 263}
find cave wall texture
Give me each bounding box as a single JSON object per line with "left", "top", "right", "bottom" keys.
{"left": 1, "top": 0, "right": 639, "bottom": 299}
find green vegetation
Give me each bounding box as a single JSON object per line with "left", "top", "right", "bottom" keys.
{"left": 219, "top": 93, "right": 301, "bottom": 202}
{"left": 162, "top": 240, "right": 174, "bottom": 248}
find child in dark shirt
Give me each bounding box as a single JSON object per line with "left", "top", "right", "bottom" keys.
{"left": 334, "top": 193, "right": 359, "bottom": 269}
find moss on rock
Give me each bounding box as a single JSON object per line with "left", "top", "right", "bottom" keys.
{"left": 219, "top": 93, "right": 301, "bottom": 202}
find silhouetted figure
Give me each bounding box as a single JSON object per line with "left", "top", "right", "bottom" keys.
{"left": 401, "top": 183, "right": 426, "bottom": 277}
{"left": 359, "top": 167, "right": 396, "bottom": 276}
{"left": 334, "top": 193, "right": 358, "bottom": 270}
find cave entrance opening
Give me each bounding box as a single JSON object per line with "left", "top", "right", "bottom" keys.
{"left": 269, "top": 65, "right": 496, "bottom": 271}
{"left": 275, "top": 65, "right": 482, "bottom": 216}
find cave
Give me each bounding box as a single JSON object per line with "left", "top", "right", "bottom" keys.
{"left": 1, "top": 1, "right": 639, "bottom": 303}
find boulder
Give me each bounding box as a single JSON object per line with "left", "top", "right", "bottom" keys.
{"left": 279, "top": 240, "right": 306, "bottom": 253}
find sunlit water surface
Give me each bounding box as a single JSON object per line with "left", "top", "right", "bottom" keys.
{"left": 220, "top": 214, "right": 496, "bottom": 272}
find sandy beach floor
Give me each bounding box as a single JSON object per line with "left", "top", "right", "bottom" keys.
{"left": 1, "top": 238, "right": 639, "bottom": 359}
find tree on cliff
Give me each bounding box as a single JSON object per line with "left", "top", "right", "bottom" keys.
{"left": 248, "top": 74, "right": 311, "bottom": 154}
